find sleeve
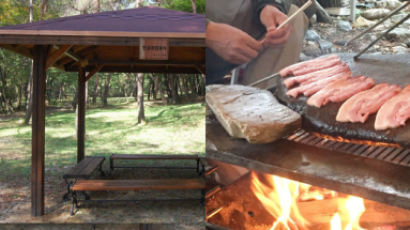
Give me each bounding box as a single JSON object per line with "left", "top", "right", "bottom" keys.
{"left": 252, "top": 0, "right": 289, "bottom": 29}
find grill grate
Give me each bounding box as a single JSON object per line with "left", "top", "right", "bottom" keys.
{"left": 287, "top": 130, "right": 410, "bottom": 167}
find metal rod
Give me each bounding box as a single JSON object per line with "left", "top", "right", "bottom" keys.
{"left": 248, "top": 73, "right": 280, "bottom": 87}
{"left": 346, "top": 1, "right": 410, "bottom": 46}
{"left": 206, "top": 207, "right": 223, "bottom": 220}
{"left": 354, "top": 14, "right": 410, "bottom": 60}
{"left": 205, "top": 166, "right": 218, "bottom": 177}
{"left": 205, "top": 186, "right": 222, "bottom": 199}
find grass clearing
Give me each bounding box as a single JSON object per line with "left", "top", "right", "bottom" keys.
{"left": 0, "top": 99, "right": 205, "bottom": 181}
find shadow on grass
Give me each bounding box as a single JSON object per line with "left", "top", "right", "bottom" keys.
{"left": 0, "top": 102, "right": 205, "bottom": 181}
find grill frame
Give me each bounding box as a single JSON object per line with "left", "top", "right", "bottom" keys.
{"left": 287, "top": 129, "right": 410, "bottom": 167}
{"left": 206, "top": 120, "right": 410, "bottom": 210}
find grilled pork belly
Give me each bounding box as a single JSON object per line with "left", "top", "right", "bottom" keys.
{"left": 307, "top": 76, "right": 375, "bottom": 108}
{"left": 375, "top": 85, "right": 410, "bottom": 130}
{"left": 336, "top": 83, "right": 401, "bottom": 123}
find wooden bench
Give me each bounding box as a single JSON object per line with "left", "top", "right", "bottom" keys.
{"left": 69, "top": 178, "right": 206, "bottom": 215}
{"left": 109, "top": 154, "right": 204, "bottom": 174}
{"left": 62, "top": 156, "right": 105, "bottom": 200}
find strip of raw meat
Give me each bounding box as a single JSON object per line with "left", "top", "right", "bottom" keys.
{"left": 336, "top": 83, "right": 401, "bottom": 123}
{"left": 286, "top": 72, "right": 351, "bottom": 98}
{"left": 279, "top": 54, "right": 339, "bottom": 77}
{"left": 375, "top": 85, "right": 410, "bottom": 130}
{"left": 291, "top": 58, "right": 342, "bottom": 76}
{"left": 307, "top": 76, "right": 375, "bottom": 108}
{"left": 303, "top": 71, "right": 352, "bottom": 96}
{"left": 283, "top": 63, "right": 350, "bottom": 89}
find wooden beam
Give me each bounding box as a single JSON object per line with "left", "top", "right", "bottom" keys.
{"left": 65, "top": 65, "right": 202, "bottom": 74}
{"left": 31, "top": 45, "right": 49, "bottom": 216}
{"left": 89, "top": 60, "right": 205, "bottom": 65}
{"left": 77, "top": 67, "right": 86, "bottom": 163}
{"left": 85, "top": 64, "right": 104, "bottom": 82}
{"left": 0, "top": 44, "right": 32, "bottom": 58}
{"left": 45, "top": 45, "right": 72, "bottom": 69}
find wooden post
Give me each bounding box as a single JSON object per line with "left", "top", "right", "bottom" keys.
{"left": 77, "top": 67, "right": 86, "bottom": 163}
{"left": 31, "top": 45, "right": 48, "bottom": 216}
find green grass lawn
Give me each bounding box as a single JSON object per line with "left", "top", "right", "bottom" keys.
{"left": 0, "top": 98, "right": 205, "bottom": 181}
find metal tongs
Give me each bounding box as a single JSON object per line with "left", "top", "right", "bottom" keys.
{"left": 346, "top": 1, "right": 410, "bottom": 60}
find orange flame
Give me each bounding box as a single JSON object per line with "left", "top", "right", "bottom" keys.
{"left": 250, "top": 172, "right": 366, "bottom": 230}
{"left": 311, "top": 132, "right": 400, "bottom": 148}
{"left": 331, "top": 196, "right": 366, "bottom": 230}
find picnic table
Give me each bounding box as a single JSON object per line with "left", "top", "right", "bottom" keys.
{"left": 64, "top": 154, "right": 206, "bottom": 215}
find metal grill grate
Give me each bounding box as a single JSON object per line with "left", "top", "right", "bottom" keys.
{"left": 287, "top": 130, "right": 410, "bottom": 167}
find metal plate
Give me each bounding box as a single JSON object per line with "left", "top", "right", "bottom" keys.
{"left": 276, "top": 53, "right": 410, "bottom": 147}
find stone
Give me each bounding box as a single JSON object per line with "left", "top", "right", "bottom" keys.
{"left": 326, "top": 7, "right": 351, "bottom": 16}
{"left": 353, "top": 16, "right": 377, "bottom": 28}
{"left": 309, "top": 14, "right": 317, "bottom": 25}
{"left": 206, "top": 85, "right": 301, "bottom": 144}
{"left": 299, "top": 52, "right": 310, "bottom": 62}
{"left": 375, "top": 0, "right": 402, "bottom": 10}
{"left": 392, "top": 46, "right": 409, "bottom": 54}
{"left": 303, "top": 46, "right": 322, "bottom": 57}
{"left": 386, "top": 28, "right": 410, "bottom": 42}
{"left": 319, "top": 39, "right": 333, "bottom": 52}
{"left": 337, "top": 20, "right": 352, "bottom": 32}
{"left": 334, "top": 39, "right": 347, "bottom": 46}
{"left": 363, "top": 8, "right": 390, "bottom": 20}
{"left": 305, "top": 30, "right": 320, "bottom": 42}
{"left": 391, "top": 14, "right": 410, "bottom": 29}
{"left": 364, "top": 33, "right": 378, "bottom": 42}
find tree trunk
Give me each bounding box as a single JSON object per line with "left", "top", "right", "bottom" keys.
{"left": 191, "top": 0, "right": 197, "bottom": 13}
{"left": 24, "top": 0, "right": 34, "bottom": 124}
{"left": 72, "top": 88, "right": 77, "bottom": 110}
{"left": 0, "top": 66, "right": 11, "bottom": 113}
{"left": 159, "top": 75, "right": 166, "bottom": 104}
{"left": 136, "top": 73, "right": 145, "bottom": 124}
{"left": 58, "top": 83, "right": 63, "bottom": 103}
{"left": 85, "top": 80, "right": 88, "bottom": 106}
{"left": 153, "top": 75, "right": 159, "bottom": 100}
{"left": 92, "top": 75, "right": 99, "bottom": 104}
{"left": 102, "top": 74, "right": 111, "bottom": 107}
{"left": 147, "top": 76, "right": 154, "bottom": 101}
{"left": 17, "top": 85, "right": 23, "bottom": 109}
{"left": 40, "top": 0, "right": 48, "bottom": 19}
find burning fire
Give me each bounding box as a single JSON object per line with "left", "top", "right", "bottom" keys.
{"left": 311, "top": 132, "right": 400, "bottom": 148}
{"left": 250, "top": 172, "right": 366, "bottom": 230}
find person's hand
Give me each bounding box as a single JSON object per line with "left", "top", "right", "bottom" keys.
{"left": 206, "top": 21, "right": 262, "bottom": 65}
{"left": 260, "top": 5, "right": 291, "bottom": 48}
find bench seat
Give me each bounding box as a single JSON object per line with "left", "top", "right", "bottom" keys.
{"left": 110, "top": 154, "right": 199, "bottom": 160}
{"left": 72, "top": 178, "right": 206, "bottom": 191}
{"left": 64, "top": 156, "right": 105, "bottom": 179}
{"left": 109, "top": 154, "right": 204, "bottom": 174}
{"left": 69, "top": 177, "right": 206, "bottom": 215}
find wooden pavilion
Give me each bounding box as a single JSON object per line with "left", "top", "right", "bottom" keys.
{"left": 0, "top": 7, "right": 205, "bottom": 216}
